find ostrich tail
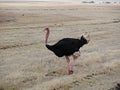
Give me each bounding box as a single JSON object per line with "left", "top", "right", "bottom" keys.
{"left": 82, "top": 32, "right": 90, "bottom": 44}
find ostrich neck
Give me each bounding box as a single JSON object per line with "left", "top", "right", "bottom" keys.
{"left": 45, "top": 29, "right": 50, "bottom": 45}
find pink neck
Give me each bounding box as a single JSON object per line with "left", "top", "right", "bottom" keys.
{"left": 45, "top": 28, "right": 50, "bottom": 45}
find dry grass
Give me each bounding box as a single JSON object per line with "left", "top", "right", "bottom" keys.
{"left": 0, "top": 2, "right": 120, "bottom": 90}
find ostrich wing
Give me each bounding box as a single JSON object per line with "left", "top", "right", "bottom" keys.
{"left": 52, "top": 38, "right": 80, "bottom": 56}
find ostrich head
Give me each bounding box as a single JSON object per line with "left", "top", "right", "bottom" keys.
{"left": 44, "top": 27, "right": 49, "bottom": 31}
{"left": 81, "top": 32, "right": 90, "bottom": 44}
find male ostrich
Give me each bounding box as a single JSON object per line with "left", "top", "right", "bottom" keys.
{"left": 44, "top": 28, "right": 90, "bottom": 75}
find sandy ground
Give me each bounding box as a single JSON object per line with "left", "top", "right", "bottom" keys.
{"left": 0, "top": 2, "right": 120, "bottom": 90}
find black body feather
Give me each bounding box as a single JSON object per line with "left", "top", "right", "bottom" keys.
{"left": 46, "top": 36, "right": 87, "bottom": 57}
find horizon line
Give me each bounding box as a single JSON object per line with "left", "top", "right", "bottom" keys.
{"left": 0, "top": 0, "right": 120, "bottom": 2}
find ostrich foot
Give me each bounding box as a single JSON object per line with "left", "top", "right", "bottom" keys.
{"left": 68, "top": 70, "right": 74, "bottom": 75}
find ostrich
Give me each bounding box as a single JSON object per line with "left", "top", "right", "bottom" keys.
{"left": 44, "top": 28, "right": 90, "bottom": 75}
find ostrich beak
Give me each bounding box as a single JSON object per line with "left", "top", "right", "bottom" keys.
{"left": 83, "top": 32, "right": 90, "bottom": 44}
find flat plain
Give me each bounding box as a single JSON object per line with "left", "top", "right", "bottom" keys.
{"left": 0, "top": 2, "right": 120, "bottom": 90}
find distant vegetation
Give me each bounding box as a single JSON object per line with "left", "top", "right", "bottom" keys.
{"left": 82, "top": 1, "right": 120, "bottom": 4}
{"left": 82, "top": 1, "right": 95, "bottom": 3}
{"left": 105, "top": 2, "right": 111, "bottom": 4}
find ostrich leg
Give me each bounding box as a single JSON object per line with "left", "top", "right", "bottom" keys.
{"left": 70, "top": 51, "right": 81, "bottom": 73}
{"left": 65, "top": 56, "right": 73, "bottom": 75}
